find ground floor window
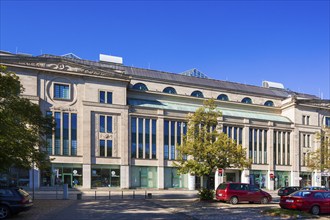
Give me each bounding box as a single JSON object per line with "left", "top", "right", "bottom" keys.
{"left": 249, "top": 170, "right": 267, "bottom": 188}
{"left": 91, "top": 165, "right": 120, "bottom": 188}
{"left": 164, "top": 167, "right": 188, "bottom": 188}
{"left": 274, "top": 171, "right": 290, "bottom": 189}
{"left": 131, "top": 166, "right": 157, "bottom": 188}
{"left": 0, "top": 167, "right": 29, "bottom": 187}
{"left": 40, "top": 163, "right": 83, "bottom": 188}
{"left": 300, "top": 172, "right": 312, "bottom": 187}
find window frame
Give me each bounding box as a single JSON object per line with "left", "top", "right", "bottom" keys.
{"left": 99, "top": 90, "right": 113, "bottom": 104}
{"left": 53, "top": 83, "right": 70, "bottom": 100}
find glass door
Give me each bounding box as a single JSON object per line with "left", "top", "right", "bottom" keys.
{"left": 63, "top": 174, "right": 72, "bottom": 188}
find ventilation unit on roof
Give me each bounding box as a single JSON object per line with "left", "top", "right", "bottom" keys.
{"left": 262, "top": 81, "right": 284, "bottom": 89}
{"left": 99, "top": 54, "right": 123, "bottom": 65}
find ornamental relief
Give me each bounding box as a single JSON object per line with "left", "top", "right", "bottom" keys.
{"left": 50, "top": 106, "right": 77, "bottom": 112}
{"left": 99, "top": 133, "right": 113, "bottom": 140}
{"left": 18, "top": 61, "right": 114, "bottom": 77}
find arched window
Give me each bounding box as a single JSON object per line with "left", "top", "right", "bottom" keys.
{"left": 191, "top": 90, "right": 204, "bottom": 98}
{"left": 241, "top": 97, "right": 252, "bottom": 104}
{"left": 217, "top": 94, "right": 229, "bottom": 101}
{"left": 264, "top": 100, "right": 274, "bottom": 107}
{"left": 132, "top": 83, "right": 148, "bottom": 91}
{"left": 163, "top": 87, "right": 177, "bottom": 94}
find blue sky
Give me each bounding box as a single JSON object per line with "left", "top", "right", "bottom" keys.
{"left": 1, "top": 0, "right": 329, "bottom": 99}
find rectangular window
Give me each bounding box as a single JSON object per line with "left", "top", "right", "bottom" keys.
{"left": 100, "top": 115, "right": 105, "bottom": 133}
{"left": 46, "top": 111, "right": 53, "bottom": 155}
{"left": 306, "top": 116, "right": 310, "bottom": 125}
{"left": 170, "top": 121, "right": 175, "bottom": 160}
{"left": 273, "top": 131, "right": 277, "bottom": 164}
{"left": 71, "top": 113, "right": 77, "bottom": 156}
{"left": 145, "top": 119, "right": 150, "bottom": 159}
{"left": 100, "top": 140, "right": 105, "bottom": 157}
{"left": 264, "top": 130, "right": 267, "bottom": 164}
{"left": 107, "top": 92, "right": 113, "bottom": 104}
{"left": 131, "top": 117, "right": 137, "bottom": 158}
{"left": 99, "top": 91, "right": 105, "bottom": 103}
{"left": 259, "top": 130, "right": 262, "bottom": 163}
{"left": 302, "top": 116, "right": 306, "bottom": 125}
{"left": 55, "top": 112, "right": 61, "bottom": 155}
{"left": 63, "top": 113, "right": 69, "bottom": 155}
{"left": 107, "top": 140, "right": 112, "bottom": 157}
{"left": 253, "top": 129, "right": 257, "bottom": 163}
{"left": 99, "top": 91, "right": 112, "bottom": 104}
{"left": 46, "top": 112, "right": 77, "bottom": 156}
{"left": 138, "top": 118, "right": 143, "bottom": 158}
{"left": 325, "top": 117, "right": 330, "bottom": 127}
{"left": 287, "top": 133, "right": 290, "bottom": 165}
{"left": 164, "top": 120, "right": 169, "bottom": 160}
{"left": 152, "top": 120, "right": 157, "bottom": 159}
{"left": 107, "top": 116, "right": 112, "bottom": 133}
{"left": 54, "top": 84, "right": 70, "bottom": 99}
{"left": 249, "top": 128, "right": 252, "bottom": 159}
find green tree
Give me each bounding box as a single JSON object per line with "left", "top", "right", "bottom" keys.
{"left": 308, "top": 128, "right": 330, "bottom": 173}
{"left": 175, "top": 99, "right": 251, "bottom": 192}
{"left": 0, "top": 65, "right": 52, "bottom": 172}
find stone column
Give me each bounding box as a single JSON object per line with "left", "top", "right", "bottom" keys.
{"left": 267, "top": 122, "right": 274, "bottom": 190}
{"left": 242, "top": 119, "right": 250, "bottom": 183}
{"left": 188, "top": 173, "right": 196, "bottom": 190}
{"left": 82, "top": 108, "right": 92, "bottom": 189}
{"left": 120, "top": 109, "right": 129, "bottom": 189}
{"left": 157, "top": 110, "right": 165, "bottom": 189}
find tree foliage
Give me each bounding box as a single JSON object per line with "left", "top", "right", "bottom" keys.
{"left": 0, "top": 65, "right": 53, "bottom": 172}
{"left": 175, "top": 99, "right": 251, "bottom": 183}
{"left": 308, "top": 128, "right": 330, "bottom": 172}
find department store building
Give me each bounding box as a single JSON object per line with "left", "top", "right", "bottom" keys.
{"left": 1, "top": 51, "right": 329, "bottom": 190}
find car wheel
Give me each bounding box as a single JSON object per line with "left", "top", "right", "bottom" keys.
{"left": 0, "top": 205, "right": 11, "bottom": 219}
{"left": 261, "top": 197, "right": 269, "bottom": 204}
{"left": 230, "top": 196, "right": 239, "bottom": 205}
{"left": 311, "top": 205, "right": 320, "bottom": 215}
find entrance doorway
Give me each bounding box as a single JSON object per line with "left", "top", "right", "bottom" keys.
{"left": 63, "top": 174, "right": 72, "bottom": 188}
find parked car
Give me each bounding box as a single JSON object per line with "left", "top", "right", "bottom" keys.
{"left": 0, "top": 187, "right": 33, "bottom": 219}
{"left": 215, "top": 182, "right": 272, "bottom": 204}
{"left": 280, "top": 190, "right": 330, "bottom": 215}
{"left": 301, "top": 186, "right": 329, "bottom": 191}
{"left": 278, "top": 186, "right": 301, "bottom": 196}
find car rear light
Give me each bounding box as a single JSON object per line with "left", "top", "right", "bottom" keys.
{"left": 20, "top": 198, "right": 28, "bottom": 204}
{"left": 284, "top": 190, "right": 288, "bottom": 193}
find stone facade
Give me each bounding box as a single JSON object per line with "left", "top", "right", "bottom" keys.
{"left": 1, "top": 51, "right": 329, "bottom": 190}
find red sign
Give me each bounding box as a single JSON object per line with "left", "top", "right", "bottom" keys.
{"left": 218, "top": 169, "right": 223, "bottom": 175}
{"left": 270, "top": 173, "right": 274, "bottom": 179}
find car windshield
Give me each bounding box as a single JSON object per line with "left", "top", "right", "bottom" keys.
{"left": 291, "top": 191, "right": 311, "bottom": 197}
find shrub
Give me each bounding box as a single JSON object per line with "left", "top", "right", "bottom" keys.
{"left": 198, "top": 188, "right": 214, "bottom": 200}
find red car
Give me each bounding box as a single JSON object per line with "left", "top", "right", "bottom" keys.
{"left": 280, "top": 190, "right": 330, "bottom": 215}
{"left": 216, "top": 182, "right": 272, "bottom": 204}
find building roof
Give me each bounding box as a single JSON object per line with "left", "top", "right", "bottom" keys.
{"left": 0, "top": 51, "right": 320, "bottom": 100}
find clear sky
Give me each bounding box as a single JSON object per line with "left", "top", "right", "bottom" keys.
{"left": 1, "top": 0, "right": 329, "bottom": 99}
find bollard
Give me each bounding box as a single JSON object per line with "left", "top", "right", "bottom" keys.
{"left": 77, "top": 193, "right": 82, "bottom": 200}
{"left": 95, "top": 191, "right": 96, "bottom": 200}
{"left": 147, "top": 193, "right": 152, "bottom": 199}
{"left": 63, "top": 184, "right": 69, "bottom": 200}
